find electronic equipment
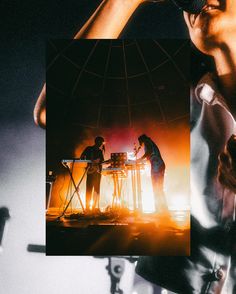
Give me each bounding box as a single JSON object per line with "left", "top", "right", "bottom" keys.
{"left": 111, "top": 153, "right": 127, "bottom": 169}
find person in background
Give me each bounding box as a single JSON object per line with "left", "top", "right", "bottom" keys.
{"left": 137, "top": 134, "right": 167, "bottom": 213}
{"left": 34, "top": 0, "right": 236, "bottom": 292}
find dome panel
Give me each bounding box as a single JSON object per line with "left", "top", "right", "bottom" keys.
{"left": 47, "top": 55, "right": 81, "bottom": 94}
{"left": 172, "top": 42, "right": 190, "bottom": 82}
{"left": 73, "top": 72, "right": 103, "bottom": 101}
{"left": 110, "top": 40, "right": 125, "bottom": 47}
{"left": 99, "top": 106, "right": 130, "bottom": 128}
{"left": 85, "top": 40, "right": 111, "bottom": 75}
{"left": 131, "top": 102, "right": 164, "bottom": 125}
{"left": 137, "top": 40, "right": 168, "bottom": 71}
{"left": 103, "top": 78, "right": 127, "bottom": 106}
{"left": 107, "top": 47, "right": 125, "bottom": 78}
{"left": 49, "top": 40, "right": 73, "bottom": 55}
{"left": 157, "top": 39, "right": 188, "bottom": 57}
{"left": 47, "top": 42, "right": 58, "bottom": 65}
{"left": 128, "top": 75, "right": 156, "bottom": 104}
{"left": 159, "top": 87, "right": 189, "bottom": 121}
{"left": 68, "top": 101, "right": 100, "bottom": 127}
{"left": 63, "top": 40, "right": 97, "bottom": 67}
{"left": 151, "top": 61, "right": 187, "bottom": 92}
{"left": 125, "top": 43, "right": 146, "bottom": 76}
{"left": 47, "top": 39, "right": 190, "bottom": 128}
{"left": 47, "top": 85, "right": 67, "bottom": 125}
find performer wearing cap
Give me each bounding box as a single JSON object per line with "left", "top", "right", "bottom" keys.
{"left": 80, "top": 136, "right": 105, "bottom": 212}
{"left": 137, "top": 134, "right": 168, "bottom": 212}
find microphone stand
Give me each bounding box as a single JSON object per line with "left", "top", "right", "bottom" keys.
{"left": 58, "top": 162, "right": 87, "bottom": 218}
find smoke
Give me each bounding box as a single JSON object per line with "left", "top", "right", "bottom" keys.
{"left": 49, "top": 117, "right": 190, "bottom": 210}
{"left": 72, "top": 118, "right": 190, "bottom": 165}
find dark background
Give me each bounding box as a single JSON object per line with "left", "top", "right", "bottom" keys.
{"left": 0, "top": 0, "right": 212, "bottom": 128}
{"left": 46, "top": 39, "right": 190, "bottom": 173}
{"left": 0, "top": 2, "right": 206, "bottom": 293}
{"left": 0, "top": 0, "right": 190, "bottom": 178}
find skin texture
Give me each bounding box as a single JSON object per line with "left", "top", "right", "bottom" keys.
{"left": 35, "top": 0, "right": 236, "bottom": 121}
{"left": 184, "top": 0, "right": 236, "bottom": 191}
{"left": 75, "top": 0, "right": 145, "bottom": 39}
{"left": 183, "top": 0, "right": 236, "bottom": 106}
{"left": 34, "top": 0, "right": 147, "bottom": 128}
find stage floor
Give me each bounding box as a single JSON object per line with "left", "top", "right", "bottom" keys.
{"left": 46, "top": 209, "right": 190, "bottom": 255}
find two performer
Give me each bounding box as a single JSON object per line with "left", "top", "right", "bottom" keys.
{"left": 81, "top": 134, "right": 167, "bottom": 213}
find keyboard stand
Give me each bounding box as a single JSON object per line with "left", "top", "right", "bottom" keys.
{"left": 58, "top": 162, "right": 88, "bottom": 218}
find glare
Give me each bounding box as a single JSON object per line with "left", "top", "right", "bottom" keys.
{"left": 141, "top": 163, "right": 155, "bottom": 213}
{"left": 127, "top": 151, "right": 136, "bottom": 160}
{"left": 168, "top": 193, "right": 190, "bottom": 211}
{"left": 48, "top": 163, "right": 190, "bottom": 214}
{"left": 89, "top": 199, "right": 93, "bottom": 210}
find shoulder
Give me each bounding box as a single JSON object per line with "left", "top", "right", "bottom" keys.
{"left": 83, "top": 146, "right": 92, "bottom": 153}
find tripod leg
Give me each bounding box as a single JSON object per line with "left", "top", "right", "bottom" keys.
{"left": 59, "top": 166, "right": 88, "bottom": 217}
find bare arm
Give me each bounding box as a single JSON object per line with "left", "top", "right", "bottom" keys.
{"left": 75, "top": 0, "right": 144, "bottom": 39}
{"left": 34, "top": 0, "right": 146, "bottom": 127}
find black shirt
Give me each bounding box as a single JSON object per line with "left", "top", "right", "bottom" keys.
{"left": 141, "top": 139, "right": 165, "bottom": 172}
{"left": 80, "top": 145, "right": 104, "bottom": 170}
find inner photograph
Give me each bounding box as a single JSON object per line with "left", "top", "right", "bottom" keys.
{"left": 46, "top": 39, "right": 190, "bottom": 255}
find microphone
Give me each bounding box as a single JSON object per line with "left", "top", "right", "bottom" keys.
{"left": 148, "top": 0, "right": 206, "bottom": 14}
{"left": 102, "top": 144, "right": 105, "bottom": 154}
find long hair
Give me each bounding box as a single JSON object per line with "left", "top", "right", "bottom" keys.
{"left": 138, "top": 134, "right": 150, "bottom": 145}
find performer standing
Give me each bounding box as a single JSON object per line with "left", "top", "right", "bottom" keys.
{"left": 34, "top": 0, "right": 236, "bottom": 292}
{"left": 80, "top": 136, "right": 105, "bottom": 212}
{"left": 137, "top": 134, "right": 168, "bottom": 213}
{"left": 137, "top": 2, "right": 236, "bottom": 293}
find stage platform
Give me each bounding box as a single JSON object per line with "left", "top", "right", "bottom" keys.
{"left": 46, "top": 209, "right": 190, "bottom": 255}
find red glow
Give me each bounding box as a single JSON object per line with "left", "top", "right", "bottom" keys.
{"left": 49, "top": 120, "right": 190, "bottom": 214}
